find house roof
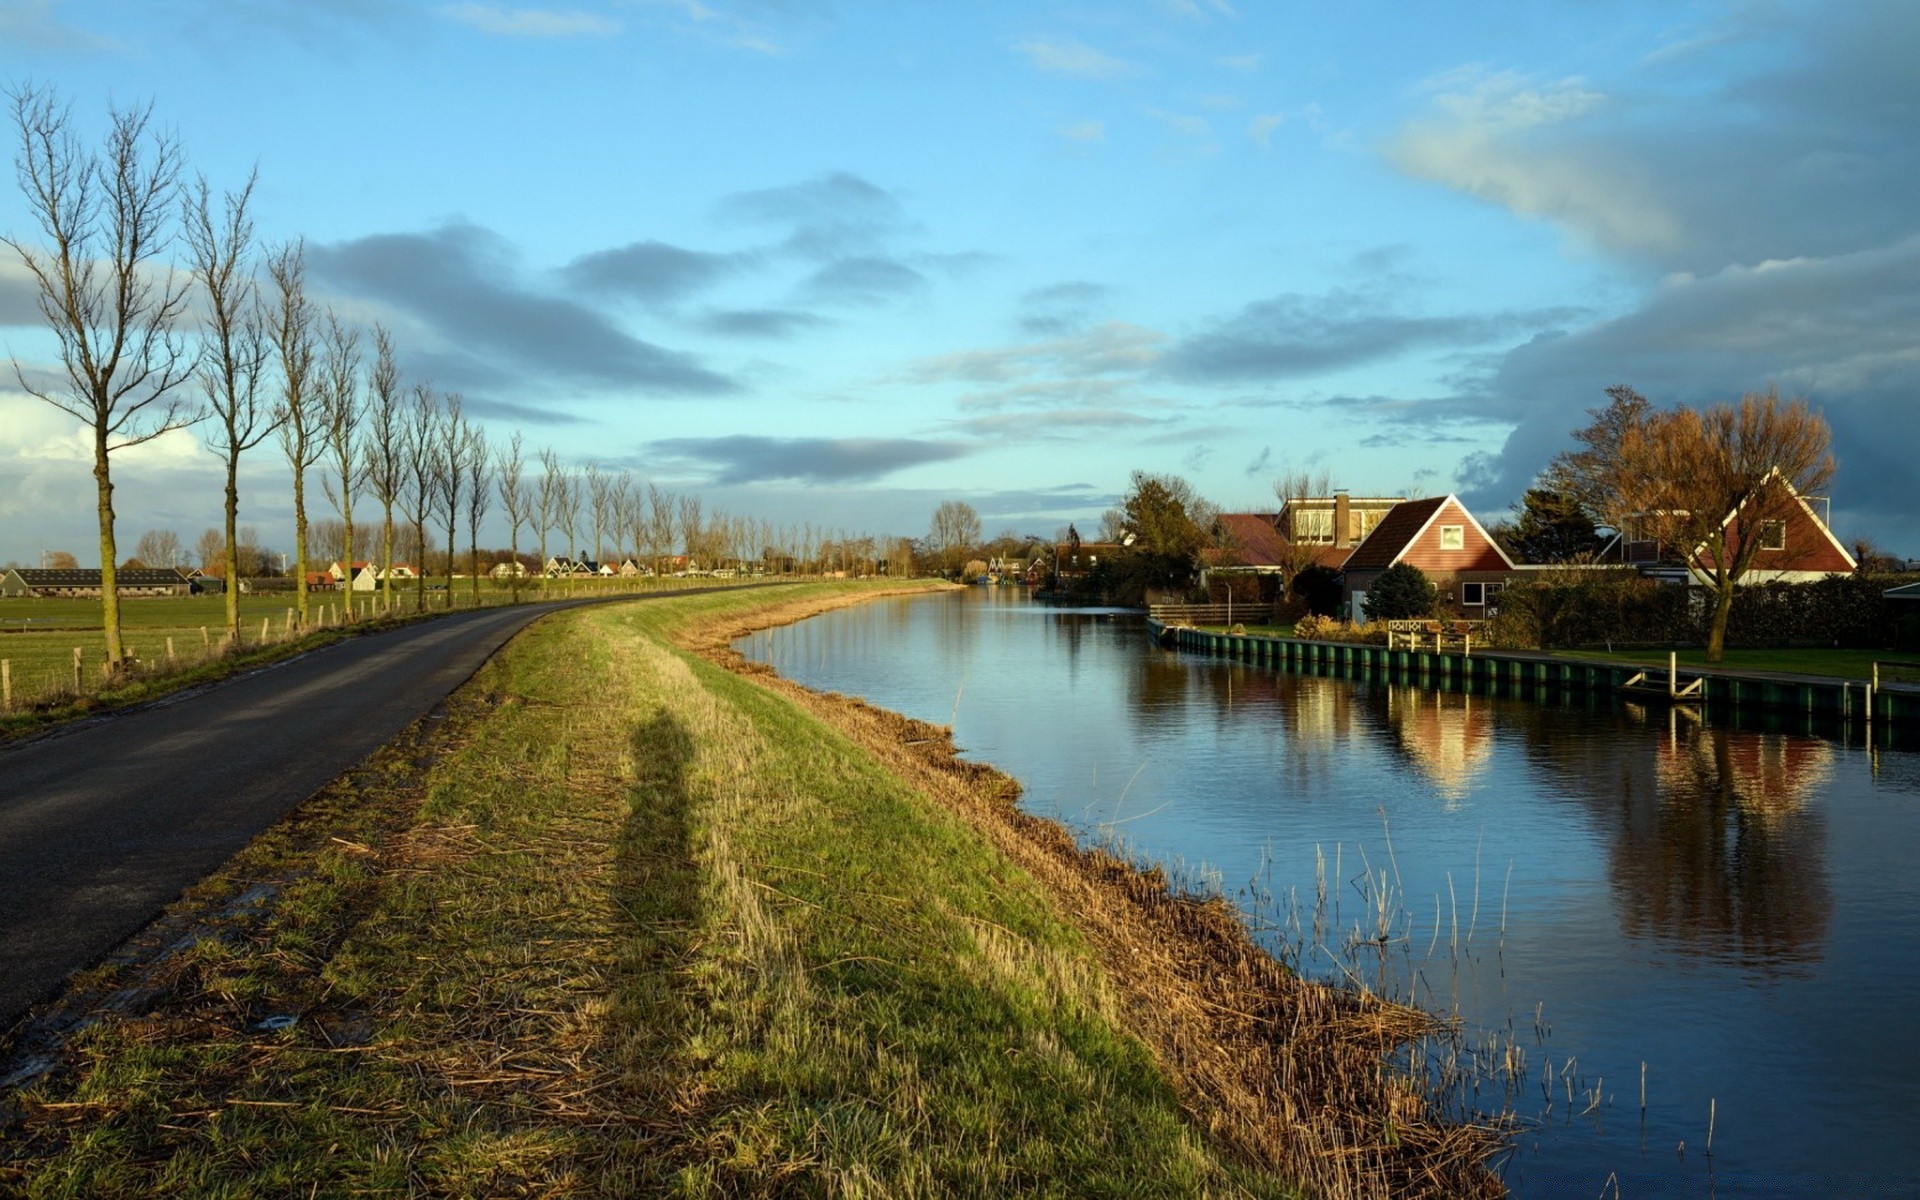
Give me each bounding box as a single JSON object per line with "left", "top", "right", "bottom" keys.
{"left": 1341, "top": 495, "right": 1517, "bottom": 573}
{"left": 1340, "top": 497, "right": 1452, "bottom": 572}
{"left": 1885, "top": 581, "right": 1920, "bottom": 601}
{"left": 1214, "top": 513, "right": 1288, "bottom": 568}
{"left": 5, "top": 567, "right": 189, "bottom": 587}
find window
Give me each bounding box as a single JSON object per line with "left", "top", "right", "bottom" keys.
{"left": 1759, "top": 520, "right": 1786, "bottom": 552}
{"left": 1462, "top": 582, "right": 1486, "bottom": 606}
{"left": 1439, "top": 524, "right": 1465, "bottom": 550}
{"left": 1293, "top": 508, "right": 1334, "bottom": 543}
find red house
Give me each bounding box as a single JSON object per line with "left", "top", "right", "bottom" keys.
{"left": 1340, "top": 495, "right": 1518, "bottom": 619}
{"left": 1610, "top": 471, "right": 1856, "bottom": 583}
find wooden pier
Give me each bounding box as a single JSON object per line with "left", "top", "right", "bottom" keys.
{"left": 1146, "top": 619, "right": 1920, "bottom": 739}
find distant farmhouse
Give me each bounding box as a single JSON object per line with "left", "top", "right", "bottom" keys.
{"left": 0, "top": 567, "right": 192, "bottom": 599}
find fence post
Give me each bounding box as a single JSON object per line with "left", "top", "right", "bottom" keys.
{"left": 2, "top": 659, "right": 10, "bottom": 712}
{"left": 260, "top": 616, "right": 270, "bottom": 644}
{"left": 202, "top": 625, "right": 210, "bottom": 649}
{"left": 167, "top": 636, "right": 175, "bottom": 663}
{"left": 72, "top": 646, "right": 82, "bottom": 692}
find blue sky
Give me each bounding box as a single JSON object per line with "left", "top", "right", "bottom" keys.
{"left": 2, "top": 0, "right": 1915, "bottom": 560}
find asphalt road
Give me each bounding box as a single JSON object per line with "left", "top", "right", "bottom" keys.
{"left": 0, "top": 597, "right": 631, "bottom": 1033}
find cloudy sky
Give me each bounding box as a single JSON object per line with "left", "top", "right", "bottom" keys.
{"left": 1, "top": 0, "right": 1914, "bottom": 561}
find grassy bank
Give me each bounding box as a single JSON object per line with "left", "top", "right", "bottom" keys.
{"left": 1559, "top": 645, "right": 1919, "bottom": 682}
{"left": 1, "top": 582, "right": 1500, "bottom": 1197}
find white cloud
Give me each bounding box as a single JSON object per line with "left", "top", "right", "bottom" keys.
{"left": 1247, "top": 113, "right": 1284, "bottom": 147}
{"left": 437, "top": 3, "right": 619, "bottom": 37}
{"left": 1217, "top": 53, "right": 1261, "bottom": 71}
{"left": 1058, "top": 120, "right": 1106, "bottom": 143}
{"left": 901, "top": 322, "right": 1165, "bottom": 388}
{"left": 1388, "top": 70, "right": 1679, "bottom": 254}
{"left": 1013, "top": 37, "right": 1139, "bottom": 80}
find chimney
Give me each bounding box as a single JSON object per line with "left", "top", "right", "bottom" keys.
{"left": 1334, "top": 490, "right": 1351, "bottom": 549}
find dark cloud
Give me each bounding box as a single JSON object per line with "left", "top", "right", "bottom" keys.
{"left": 1386, "top": 4, "right": 1920, "bottom": 551}
{"left": 307, "top": 222, "right": 736, "bottom": 396}
{"left": 715, "top": 171, "right": 913, "bottom": 260}
{"left": 457, "top": 395, "right": 591, "bottom": 426}
{"left": 1163, "top": 289, "right": 1584, "bottom": 382}
{"left": 0, "top": 266, "right": 45, "bottom": 327}
{"left": 1244, "top": 445, "right": 1271, "bottom": 477}
{"left": 647, "top": 434, "right": 970, "bottom": 485}
{"left": 1458, "top": 237, "right": 1920, "bottom": 552}
{"left": 1017, "top": 280, "right": 1113, "bottom": 335}
{"left": 949, "top": 409, "right": 1170, "bottom": 440}
{"left": 561, "top": 240, "right": 743, "bottom": 305}
{"left": 697, "top": 308, "right": 830, "bottom": 339}
{"left": 800, "top": 255, "right": 928, "bottom": 306}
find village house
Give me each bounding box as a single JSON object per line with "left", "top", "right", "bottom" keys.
{"left": 0, "top": 567, "right": 193, "bottom": 599}
{"left": 488, "top": 560, "right": 529, "bottom": 579}
{"left": 327, "top": 561, "right": 417, "bottom": 591}
{"left": 1275, "top": 492, "right": 1407, "bottom": 571}
{"left": 1339, "top": 495, "right": 1519, "bottom": 620}
{"left": 1600, "top": 471, "right": 1856, "bottom": 583}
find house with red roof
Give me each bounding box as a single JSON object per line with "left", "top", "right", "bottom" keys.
{"left": 1340, "top": 495, "right": 1519, "bottom": 620}
{"left": 1604, "top": 471, "right": 1856, "bottom": 583}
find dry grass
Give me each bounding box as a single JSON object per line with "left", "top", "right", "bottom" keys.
{"left": 679, "top": 591, "right": 1509, "bottom": 1198}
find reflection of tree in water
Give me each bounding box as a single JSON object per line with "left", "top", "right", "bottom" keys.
{"left": 1624, "top": 726, "right": 1834, "bottom": 968}
{"left": 1542, "top": 713, "right": 1835, "bottom": 972}
{"left": 1378, "top": 688, "right": 1494, "bottom": 806}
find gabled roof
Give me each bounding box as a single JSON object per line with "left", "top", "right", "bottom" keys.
{"left": 1884, "top": 581, "right": 1920, "bottom": 601}
{"left": 1214, "top": 513, "right": 1287, "bottom": 568}
{"left": 1342, "top": 495, "right": 1516, "bottom": 572}
{"left": 1698, "top": 468, "right": 1856, "bottom": 572}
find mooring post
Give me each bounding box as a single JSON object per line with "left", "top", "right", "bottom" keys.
{"left": 1670, "top": 651, "right": 1678, "bottom": 699}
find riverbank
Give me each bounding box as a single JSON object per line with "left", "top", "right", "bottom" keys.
{"left": 1156, "top": 620, "right": 1920, "bottom": 739}
{"left": 2, "top": 583, "right": 1502, "bottom": 1197}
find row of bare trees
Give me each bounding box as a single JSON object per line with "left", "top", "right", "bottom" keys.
{"left": 5, "top": 86, "right": 915, "bottom": 667}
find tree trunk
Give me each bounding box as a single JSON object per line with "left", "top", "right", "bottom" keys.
{"left": 93, "top": 433, "right": 124, "bottom": 669}
{"left": 414, "top": 519, "right": 428, "bottom": 611}
{"left": 381, "top": 509, "right": 394, "bottom": 615}
{"left": 1705, "top": 580, "right": 1735, "bottom": 664}
{"left": 340, "top": 493, "right": 354, "bottom": 623}
{"left": 469, "top": 528, "right": 481, "bottom": 606}
{"left": 224, "top": 456, "right": 242, "bottom": 644}
{"left": 292, "top": 465, "right": 308, "bottom": 624}
{"left": 444, "top": 516, "right": 458, "bottom": 610}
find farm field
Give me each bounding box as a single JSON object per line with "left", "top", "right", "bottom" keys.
{"left": 0, "top": 575, "right": 733, "bottom": 704}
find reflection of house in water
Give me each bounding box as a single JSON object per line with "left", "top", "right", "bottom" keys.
{"left": 1382, "top": 688, "right": 1494, "bottom": 805}
{"left": 1535, "top": 713, "right": 1834, "bottom": 972}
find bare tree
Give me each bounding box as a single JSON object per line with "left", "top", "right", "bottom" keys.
{"left": 677, "top": 493, "right": 704, "bottom": 569}
{"left": 535, "top": 446, "right": 561, "bottom": 579}
{"left": 1543, "top": 385, "right": 1657, "bottom": 539}
{"left": 1632, "top": 388, "right": 1836, "bottom": 661}
{"left": 646, "top": 482, "right": 674, "bottom": 572}
{"left": 496, "top": 431, "right": 528, "bottom": 602}
{"left": 584, "top": 460, "right": 610, "bottom": 566}
{"left": 927, "top": 500, "right": 981, "bottom": 576}
{"left": 397, "top": 384, "right": 441, "bottom": 612}
{"left": 360, "top": 325, "right": 403, "bottom": 611}
{"left": 184, "top": 168, "right": 276, "bottom": 645}
{"left": 317, "top": 312, "right": 363, "bottom": 619}
{"left": 430, "top": 393, "right": 466, "bottom": 609}
{"left": 462, "top": 416, "right": 491, "bottom": 606}
{"left": 133, "top": 529, "right": 182, "bottom": 569}
{"left": 554, "top": 459, "right": 581, "bottom": 562}
{"left": 5, "top": 85, "right": 197, "bottom": 666}
{"left": 194, "top": 527, "right": 224, "bottom": 572}
{"left": 269, "top": 240, "right": 321, "bottom": 624}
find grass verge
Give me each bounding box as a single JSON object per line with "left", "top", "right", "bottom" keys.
{"left": 1, "top": 581, "right": 1502, "bottom": 1197}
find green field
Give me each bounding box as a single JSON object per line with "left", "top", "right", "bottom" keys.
{"left": 1560, "top": 646, "right": 1920, "bottom": 683}
{"left": 0, "top": 576, "right": 751, "bottom": 705}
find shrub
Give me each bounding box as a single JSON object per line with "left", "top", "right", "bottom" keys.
{"left": 1292, "top": 614, "right": 1389, "bottom": 645}
{"left": 1290, "top": 564, "right": 1345, "bottom": 617}
{"left": 1362, "top": 563, "right": 1437, "bottom": 622}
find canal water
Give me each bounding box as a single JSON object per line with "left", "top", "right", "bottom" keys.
{"left": 736, "top": 588, "right": 1920, "bottom": 1196}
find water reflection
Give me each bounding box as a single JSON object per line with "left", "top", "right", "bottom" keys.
{"left": 740, "top": 592, "right": 1920, "bottom": 1193}
{"left": 1381, "top": 689, "right": 1495, "bottom": 805}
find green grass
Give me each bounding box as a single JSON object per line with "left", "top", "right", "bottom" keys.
{"left": 4, "top": 582, "right": 1296, "bottom": 1198}
{"left": 1559, "top": 645, "right": 1920, "bottom": 682}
